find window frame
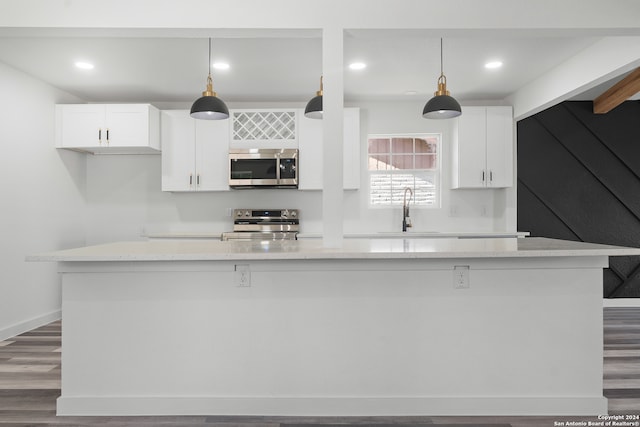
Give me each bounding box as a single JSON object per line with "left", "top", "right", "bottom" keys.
{"left": 366, "top": 133, "right": 442, "bottom": 209}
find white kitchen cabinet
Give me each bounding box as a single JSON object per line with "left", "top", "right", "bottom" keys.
{"left": 229, "top": 109, "right": 298, "bottom": 149}
{"left": 55, "top": 104, "right": 160, "bottom": 154}
{"left": 297, "top": 107, "right": 360, "bottom": 190}
{"left": 451, "top": 106, "right": 513, "bottom": 189}
{"left": 161, "top": 110, "right": 229, "bottom": 192}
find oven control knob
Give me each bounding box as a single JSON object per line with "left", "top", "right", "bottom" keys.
{"left": 291, "top": 210, "right": 297, "bottom": 217}
{"left": 282, "top": 209, "right": 289, "bottom": 218}
{"left": 244, "top": 210, "right": 251, "bottom": 217}
{"left": 236, "top": 211, "right": 243, "bottom": 217}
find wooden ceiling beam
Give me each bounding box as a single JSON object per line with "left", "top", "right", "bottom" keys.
{"left": 593, "top": 67, "right": 640, "bottom": 114}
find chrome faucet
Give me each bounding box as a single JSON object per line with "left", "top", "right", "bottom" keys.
{"left": 402, "top": 187, "right": 413, "bottom": 232}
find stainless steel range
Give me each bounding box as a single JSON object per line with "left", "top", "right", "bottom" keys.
{"left": 221, "top": 209, "right": 299, "bottom": 241}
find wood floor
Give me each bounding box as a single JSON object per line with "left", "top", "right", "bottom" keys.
{"left": 0, "top": 308, "right": 638, "bottom": 426}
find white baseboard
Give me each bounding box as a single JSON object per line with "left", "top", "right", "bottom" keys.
{"left": 0, "top": 310, "right": 61, "bottom": 341}
{"left": 56, "top": 396, "right": 607, "bottom": 417}
{"left": 603, "top": 298, "right": 640, "bottom": 307}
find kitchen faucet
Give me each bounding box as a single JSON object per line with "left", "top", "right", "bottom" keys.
{"left": 402, "top": 187, "right": 413, "bottom": 232}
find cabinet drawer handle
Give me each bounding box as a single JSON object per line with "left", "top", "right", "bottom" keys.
{"left": 106, "top": 129, "right": 109, "bottom": 145}
{"left": 482, "top": 170, "right": 485, "bottom": 182}
{"left": 189, "top": 174, "right": 193, "bottom": 186}
{"left": 98, "top": 128, "right": 102, "bottom": 144}
{"left": 197, "top": 174, "right": 200, "bottom": 186}
{"left": 490, "top": 170, "right": 493, "bottom": 182}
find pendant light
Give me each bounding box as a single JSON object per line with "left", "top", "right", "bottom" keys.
{"left": 190, "top": 38, "right": 229, "bottom": 120}
{"left": 423, "top": 38, "right": 461, "bottom": 119}
{"left": 304, "top": 76, "right": 323, "bottom": 119}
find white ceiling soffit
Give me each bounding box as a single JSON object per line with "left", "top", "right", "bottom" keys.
{"left": 574, "top": 69, "right": 640, "bottom": 102}
{"left": 507, "top": 36, "right": 640, "bottom": 120}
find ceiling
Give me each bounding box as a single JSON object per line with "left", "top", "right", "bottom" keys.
{"left": 0, "top": 32, "right": 623, "bottom": 105}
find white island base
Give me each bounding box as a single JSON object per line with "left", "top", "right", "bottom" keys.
{"left": 32, "top": 238, "right": 634, "bottom": 416}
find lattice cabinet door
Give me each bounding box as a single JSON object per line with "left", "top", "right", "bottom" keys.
{"left": 230, "top": 109, "right": 298, "bottom": 148}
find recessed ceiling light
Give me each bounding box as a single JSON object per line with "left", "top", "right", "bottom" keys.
{"left": 485, "top": 61, "right": 503, "bottom": 69}
{"left": 212, "top": 62, "right": 230, "bottom": 70}
{"left": 74, "top": 61, "right": 94, "bottom": 70}
{"left": 348, "top": 62, "right": 367, "bottom": 71}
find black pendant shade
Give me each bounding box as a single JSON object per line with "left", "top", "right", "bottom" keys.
{"left": 422, "top": 96, "right": 461, "bottom": 119}
{"left": 423, "top": 39, "right": 461, "bottom": 120}
{"left": 190, "top": 75, "right": 229, "bottom": 120}
{"left": 304, "top": 94, "right": 323, "bottom": 119}
{"left": 422, "top": 77, "right": 462, "bottom": 119}
{"left": 190, "top": 96, "right": 229, "bottom": 120}
{"left": 304, "top": 76, "right": 323, "bottom": 119}
{"left": 191, "top": 39, "right": 229, "bottom": 121}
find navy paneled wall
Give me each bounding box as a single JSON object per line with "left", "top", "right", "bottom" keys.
{"left": 517, "top": 101, "right": 640, "bottom": 298}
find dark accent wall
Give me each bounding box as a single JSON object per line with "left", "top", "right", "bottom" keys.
{"left": 517, "top": 100, "right": 640, "bottom": 298}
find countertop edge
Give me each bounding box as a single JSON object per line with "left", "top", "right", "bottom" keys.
{"left": 26, "top": 237, "right": 640, "bottom": 263}
{"left": 143, "top": 231, "right": 532, "bottom": 239}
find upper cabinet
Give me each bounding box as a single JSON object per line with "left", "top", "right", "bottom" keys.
{"left": 161, "top": 110, "right": 229, "bottom": 192}
{"left": 229, "top": 109, "right": 298, "bottom": 149}
{"left": 55, "top": 104, "right": 160, "bottom": 154}
{"left": 160, "top": 107, "right": 360, "bottom": 192}
{"left": 451, "top": 106, "right": 513, "bottom": 189}
{"left": 297, "top": 107, "right": 361, "bottom": 190}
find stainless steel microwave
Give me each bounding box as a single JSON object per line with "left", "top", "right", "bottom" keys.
{"left": 229, "top": 148, "right": 298, "bottom": 188}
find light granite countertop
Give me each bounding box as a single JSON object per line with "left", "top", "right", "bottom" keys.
{"left": 27, "top": 237, "right": 640, "bottom": 262}
{"left": 144, "top": 231, "right": 530, "bottom": 239}
{"left": 297, "top": 231, "right": 530, "bottom": 239}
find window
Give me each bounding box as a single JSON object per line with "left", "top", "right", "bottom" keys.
{"left": 368, "top": 134, "right": 440, "bottom": 207}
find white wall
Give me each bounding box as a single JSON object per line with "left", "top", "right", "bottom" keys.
{"left": 0, "top": 62, "right": 86, "bottom": 340}
{"left": 83, "top": 99, "right": 513, "bottom": 244}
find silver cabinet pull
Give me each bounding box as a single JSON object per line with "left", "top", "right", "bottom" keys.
{"left": 98, "top": 128, "right": 102, "bottom": 145}
{"left": 189, "top": 174, "right": 193, "bottom": 186}
{"left": 106, "top": 128, "right": 110, "bottom": 145}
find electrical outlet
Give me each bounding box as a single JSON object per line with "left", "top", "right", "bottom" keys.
{"left": 453, "top": 265, "right": 470, "bottom": 289}
{"left": 234, "top": 264, "right": 251, "bottom": 287}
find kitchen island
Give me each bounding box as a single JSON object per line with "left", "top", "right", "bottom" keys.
{"left": 28, "top": 237, "right": 640, "bottom": 416}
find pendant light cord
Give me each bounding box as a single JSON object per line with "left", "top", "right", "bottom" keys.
{"left": 208, "top": 38, "right": 212, "bottom": 77}
{"left": 203, "top": 38, "right": 215, "bottom": 95}
{"left": 440, "top": 38, "right": 443, "bottom": 77}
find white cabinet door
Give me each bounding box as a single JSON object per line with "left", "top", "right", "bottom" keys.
{"left": 298, "top": 108, "right": 360, "bottom": 190}
{"left": 453, "top": 106, "right": 487, "bottom": 188}
{"left": 195, "top": 119, "right": 230, "bottom": 191}
{"left": 57, "top": 104, "right": 105, "bottom": 148}
{"left": 452, "top": 106, "right": 513, "bottom": 189}
{"left": 485, "top": 106, "right": 513, "bottom": 188}
{"left": 105, "top": 104, "right": 159, "bottom": 149}
{"left": 161, "top": 110, "right": 196, "bottom": 192}
{"left": 56, "top": 104, "right": 160, "bottom": 153}
{"left": 161, "top": 110, "right": 230, "bottom": 192}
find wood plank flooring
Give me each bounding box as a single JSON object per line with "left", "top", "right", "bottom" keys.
{"left": 0, "top": 308, "right": 638, "bottom": 426}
